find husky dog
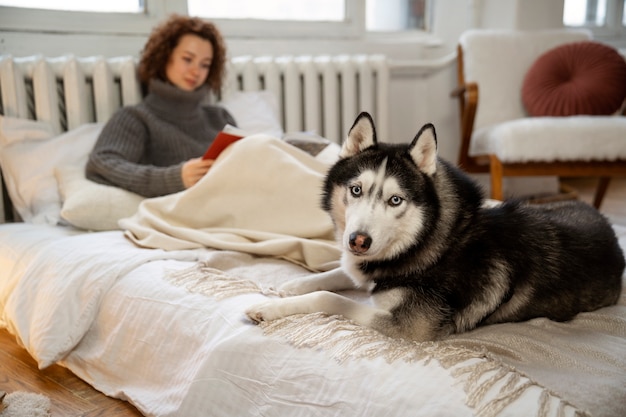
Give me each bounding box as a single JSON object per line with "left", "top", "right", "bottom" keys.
{"left": 246, "top": 112, "right": 625, "bottom": 342}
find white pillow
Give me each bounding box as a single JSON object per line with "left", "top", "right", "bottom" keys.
{"left": 0, "top": 116, "right": 103, "bottom": 224}
{"left": 218, "top": 91, "right": 284, "bottom": 138}
{"left": 56, "top": 165, "right": 145, "bottom": 231}
{"left": 0, "top": 116, "right": 55, "bottom": 145}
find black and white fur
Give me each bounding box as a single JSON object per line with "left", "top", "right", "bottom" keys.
{"left": 246, "top": 112, "right": 625, "bottom": 342}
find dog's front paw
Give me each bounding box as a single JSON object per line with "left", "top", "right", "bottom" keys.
{"left": 245, "top": 300, "right": 284, "bottom": 323}
{"left": 277, "top": 279, "right": 310, "bottom": 297}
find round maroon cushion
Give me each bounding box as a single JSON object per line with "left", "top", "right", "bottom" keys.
{"left": 522, "top": 41, "right": 626, "bottom": 117}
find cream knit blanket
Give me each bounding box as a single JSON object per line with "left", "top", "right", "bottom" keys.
{"left": 120, "top": 135, "right": 341, "bottom": 271}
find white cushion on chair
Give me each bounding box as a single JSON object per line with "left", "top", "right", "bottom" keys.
{"left": 459, "top": 29, "right": 592, "bottom": 131}
{"left": 470, "top": 116, "right": 626, "bottom": 163}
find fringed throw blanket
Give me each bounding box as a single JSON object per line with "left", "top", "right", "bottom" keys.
{"left": 121, "top": 135, "right": 342, "bottom": 272}
{"left": 167, "top": 245, "right": 626, "bottom": 417}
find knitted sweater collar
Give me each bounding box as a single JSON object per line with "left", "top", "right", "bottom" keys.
{"left": 143, "top": 79, "right": 209, "bottom": 121}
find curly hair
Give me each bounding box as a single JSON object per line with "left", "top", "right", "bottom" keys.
{"left": 138, "top": 14, "right": 227, "bottom": 94}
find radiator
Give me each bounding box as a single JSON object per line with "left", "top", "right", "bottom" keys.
{"left": 0, "top": 54, "right": 389, "bottom": 143}
{"left": 224, "top": 55, "right": 389, "bottom": 142}
{"left": 0, "top": 55, "right": 141, "bottom": 134}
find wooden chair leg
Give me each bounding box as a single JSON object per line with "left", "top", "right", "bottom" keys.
{"left": 489, "top": 155, "right": 504, "bottom": 201}
{"left": 593, "top": 177, "right": 611, "bottom": 209}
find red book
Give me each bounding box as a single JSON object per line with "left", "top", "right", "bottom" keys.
{"left": 202, "top": 130, "right": 245, "bottom": 160}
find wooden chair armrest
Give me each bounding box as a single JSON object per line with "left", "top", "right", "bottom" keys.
{"left": 460, "top": 82, "right": 478, "bottom": 138}
{"left": 449, "top": 85, "right": 466, "bottom": 98}
{"left": 451, "top": 82, "right": 484, "bottom": 171}
{"left": 451, "top": 82, "right": 478, "bottom": 120}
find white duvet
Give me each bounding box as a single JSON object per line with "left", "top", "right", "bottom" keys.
{"left": 1, "top": 223, "right": 625, "bottom": 417}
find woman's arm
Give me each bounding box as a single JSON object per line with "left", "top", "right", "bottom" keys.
{"left": 85, "top": 109, "right": 187, "bottom": 197}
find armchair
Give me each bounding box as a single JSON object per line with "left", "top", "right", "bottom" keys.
{"left": 453, "top": 29, "right": 626, "bottom": 208}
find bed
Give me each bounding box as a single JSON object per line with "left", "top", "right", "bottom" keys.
{"left": 0, "top": 54, "right": 625, "bottom": 417}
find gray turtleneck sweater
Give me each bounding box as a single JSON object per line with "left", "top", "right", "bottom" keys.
{"left": 85, "top": 79, "right": 236, "bottom": 197}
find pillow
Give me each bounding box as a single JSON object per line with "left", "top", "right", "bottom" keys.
{"left": 218, "top": 91, "right": 284, "bottom": 137}
{"left": 0, "top": 116, "right": 55, "bottom": 145}
{"left": 56, "top": 165, "right": 145, "bottom": 231}
{"left": 522, "top": 41, "right": 626, "bottom": 117}
{"left": 0, "top": 116, "right": 103, "bottom": 224}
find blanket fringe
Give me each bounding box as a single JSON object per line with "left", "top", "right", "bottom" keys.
{"left": 166, "top": 261, "right": 277, "bottom": 299}
{"left": 166, "top": 262, "right": 591, "bottom": 417}
{"left": 259, "top": 313, "right": 591, "bottom": 417}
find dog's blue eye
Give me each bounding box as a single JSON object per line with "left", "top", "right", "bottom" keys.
{"left": 389, "top": 196, "right": 403, "bottom": 206}
{"left": 350, "top": 185, "right": 362, "bottom": 197}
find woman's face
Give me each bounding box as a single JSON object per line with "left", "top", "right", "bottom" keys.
{"left": 165, "top": 34, "right": 213, "bottom": 91}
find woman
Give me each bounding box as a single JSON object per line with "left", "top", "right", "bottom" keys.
{"left": 86, "top": 14, "right": 236, "bottom": 197}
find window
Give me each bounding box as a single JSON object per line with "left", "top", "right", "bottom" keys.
{"left": 367, "top": 0, "right": 429, "bottom": 32}
{"left": 0, "top": 0, "right": 431, "bottom": 39}
{"left": 563, "top": 0, "right": 607, "bottom": 26}
{"left": 188, "top": 0, "right": 344, "bottom": 22}
{"left": 0, "top": 0, "right": 143, "bottom": 13}
{"left": 0, "top": 0, "right": 171, "bottom": 35}
{"left": 188, "top": 0, "right": 431, "bottom": 37}
{"left": 563, "top": 0, "right": 626, "bottom": 41}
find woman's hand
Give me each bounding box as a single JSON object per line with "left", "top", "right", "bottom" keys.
{"left": 181, "top": 157, "right": 214, "bottom": 189}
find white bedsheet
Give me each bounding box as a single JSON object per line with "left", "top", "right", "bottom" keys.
{"left": 3, "top": 226, "right": 201, "bottom": 367}
{"left": 0, "top": 223, "right": 82, "bottom": 331}
{"left": 0, "top": 224, "right": 474, "bottom": 416}
{"left": 1, "top": 223, "right": 624, "bottom": 417}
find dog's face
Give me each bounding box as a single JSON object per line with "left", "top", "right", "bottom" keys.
{"left": 322, "top": 112, "right": 439, "bottom": 264}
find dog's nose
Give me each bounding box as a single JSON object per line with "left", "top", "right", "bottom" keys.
{"left": 349, "top": 232, "right": 372, "bottom": 254}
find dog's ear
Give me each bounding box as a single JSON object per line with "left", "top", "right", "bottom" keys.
{"left": 339, "top": 112, "right": 377, "bottom": 158}
{"left": 409, "top": 123, "right": 437, "bottom": 175}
